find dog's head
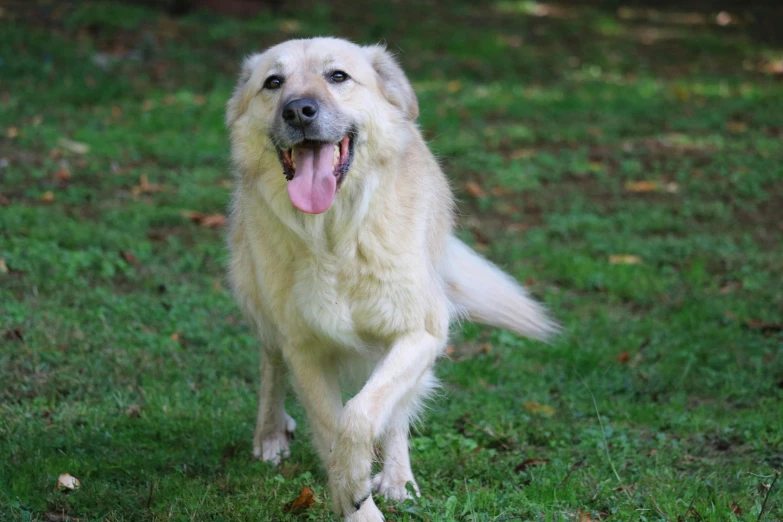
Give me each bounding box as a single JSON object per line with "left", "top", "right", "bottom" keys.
{"left": 227, "top": 38, "right": 418, "bottom": 214}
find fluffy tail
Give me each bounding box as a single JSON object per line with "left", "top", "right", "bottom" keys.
{"left": 442, "top": 236, "right": 559, "bottom": 341}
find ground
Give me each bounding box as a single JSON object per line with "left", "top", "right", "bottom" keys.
{"left": 1, "top": 1, "right": 782, "bottom": 521}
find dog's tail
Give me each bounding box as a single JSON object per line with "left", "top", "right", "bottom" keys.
{"left": 442, "top": 236, "right": 559, "bottom": 341}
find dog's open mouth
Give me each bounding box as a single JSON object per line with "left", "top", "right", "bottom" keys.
{"left": 278, "top": 134, "right": 354, "bottom": 214}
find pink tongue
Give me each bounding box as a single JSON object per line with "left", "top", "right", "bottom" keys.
{"left": 287, "top": 143, "right": 337, "bottom": 214}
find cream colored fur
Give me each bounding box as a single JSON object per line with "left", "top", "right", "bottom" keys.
{"left": 226, "top": 37, "right": 557, "bottom": 521}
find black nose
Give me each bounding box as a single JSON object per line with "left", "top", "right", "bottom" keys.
{"left": 282, "top": 98, "right": 319, "bottom": 127}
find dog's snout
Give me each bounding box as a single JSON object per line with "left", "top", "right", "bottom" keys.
{"left": 282, "top": 98, "right": 319, "bottom": 127}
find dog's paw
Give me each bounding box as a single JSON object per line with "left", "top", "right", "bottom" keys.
{"left": 253, "top": 414, "right": 296, "bottom": 464}
{"left": 344, "top": 495, "right": 384, "bottom": 522}
{"left": 372, "top": 471, "right": 420, "bottom": 502}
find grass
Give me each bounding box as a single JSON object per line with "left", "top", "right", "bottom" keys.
{"left": 1, "top": 1, "right": 782, "bottom": 520}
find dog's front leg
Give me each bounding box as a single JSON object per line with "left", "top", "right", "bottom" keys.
{"left": 283, "top": 348, "right": 344, "bottom": 465}
{"left": 330, "top": 331, "right": 445, "bottom": 521}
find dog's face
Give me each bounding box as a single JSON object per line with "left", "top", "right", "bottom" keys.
{"left": 227, "top": 38, "right": 418, "bottom": 214}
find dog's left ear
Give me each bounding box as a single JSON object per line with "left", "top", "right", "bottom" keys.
{"left": 363, "top": 45, "right": 419, "bottom": 121}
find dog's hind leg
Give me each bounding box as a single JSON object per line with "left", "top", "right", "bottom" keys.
{"left": 253, "top": 348, "right": 296, "bottom": 464}
{"left": 373, "top": 370, "right": 436, "bottom": 501}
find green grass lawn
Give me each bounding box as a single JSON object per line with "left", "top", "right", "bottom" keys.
{"left": 1, "top": 1, "right": 782, "bottom": 520}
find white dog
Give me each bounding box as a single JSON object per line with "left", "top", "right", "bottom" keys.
{"left": 225, "top": 37, "right": 557, "bottom": 521}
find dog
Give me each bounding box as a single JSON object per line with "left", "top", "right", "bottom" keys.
{"left": 225, "top": 37, "right": 558, "bottom": 521}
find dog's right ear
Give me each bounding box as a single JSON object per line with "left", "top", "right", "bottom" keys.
{"left": 226, "top": 54, "right": 263, "bottom": 128}
{"left": 363, "top": 45, "right": 419, "bottom": 121}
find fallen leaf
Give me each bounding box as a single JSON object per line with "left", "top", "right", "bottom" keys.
{"left": 726, "top": 121, "right": 748, "bottom": 133}
{"left": 41, "top": 191, "right": 55, "bottom": 203}
{"left": 0, "top": 194, "right": 9, "bottom": 206}
{"left": 479, "top": 343, "right": 492, "bottom": 354}
{"left": 625, "top": 180, "right": 658, "bottom": 193}
{"left": 608, "top": 255, "right": 641, "bottom": 265}
{"left": 181, "top": 211, "right": 226, "bottom": 227}
{"left": 624, "top": 180, "right": 678, "bottom": 194}
{"left": 200, "top": 214, "right": 226, "bottom": 227}
{"left": 125, "top": 404, "right": 142, "bottom": 417}
{"left": 0, "top": 258, "right": 6, "bottom": 274}
{"left": 170, "top": 332, "right": 181, "bottom": 343}
{"left": 447, "top": 80, "right": 463, "bottom": 93}
{"left": 283, "top": 486, "right": 316, "bottom": 514}
{"left": 506, "top": 223, "right": 530, "bottom": 233}
{"left": 523, "top": 401, "right": 555, "bottom": 416}
{"left": 57, "top": 138, "right": 90, "bottom": 155}
{"left": 54, "top": 167, "right": 71, "bottom": 182}
{"left": 119, "top": 251, "right": 139, "bottom": 265}
{"left": 730, "top": 501, "right": 743, "bottom": 515}
{"left": 132, "top": 175, "right": 165, "bottom": 196}
{"left": 514, "top": 458, "right": 550, "bottom": 473}
{"left": 279, "top": 20, "right": 301, "bottom": 33}
{"left": 716, "top": 11, "right": 732, "bottom": 26}
{"left": 744, "top": 320, "right": 783, "bottom": 335}
{"left": 142, "top": 99, "right": 156, "bottom": 111}
{"left": 615, "top": 351, "right": 631, "bottom": 364}
{"left": 3, "top": 328, "right": 24, "bottom": 342}
{"left": 6, "top": 127, "right": 18, "bottom": 138}
{"left": 464, "top": 181, "right": 486, "bottom": 198}
{"left": 719, "top": 280, "right": 742, "bottom": 295}
{"left": 57, "top": 473, "right": 81, "bottom": 491}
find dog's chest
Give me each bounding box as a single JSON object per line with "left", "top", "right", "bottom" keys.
{"left": 287, "top": 242, "right": 418, "bottom": 350}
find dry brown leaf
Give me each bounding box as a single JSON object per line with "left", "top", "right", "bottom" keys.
{"left": 56, "top": 473, "right": 80, "bottom": 491}
{"left": 463, "top": 181, "right": 486, "bottom": 198}
{"left": 0, "top": 258, "right": 7, "bottom": 274}
{"left": 55, "top": 167, "right": 71, "bottom": 182}
{"left": 3, "top": 328, "right": 24, "bottom": 342}
{"left": 0, "top": 194, "right": 9, "bottom": 206}
{"left": 615, "top": 351, "right": 631, "bottom": 364}
{"left": 523, "top": 401, "right": 555, "bottom": 416}
{"left": 119, "top": 251, "right": 139, "bottom": 265}
{"left": 624, "top": 180, "right": 658, "bottom": 193}
{"left": 479, "top": 343, "right": 492, "bottom": 354}
{"left": 719, "top": 280, "right": 742, "bottom": 295}
{"left": 182, "top": 211, "right": 226, "bottom": 227}
{"left": 726, "top": 121, "right": 748, "bottom": 133}
{"left": 132, "top": 175, "right": 165, "bottom": 196}
{"left": 730, "top": 501, "right": 743, "bottom": 515}
{"left": 283, "top": 486, "right": 316, "bottom": 514}
{"left": 170, "top": 332, "right": 181, "bottom": 343}
{"left": 41, "top": 191, "right": 55, "bottom": 203}
{"left": 446, "top": 80, "right": 462, "bottom": 93}
{"left": 506, "top": 223, "right": 530, "bottom": 233}
{"left": 6, "top": 127, "right": 18, "bottom": 138}
{"left": 608, "top": 255, "right": 641, "bottom": 265}
{"left": 125, "top": 404, "right": 142, "bottom": 418}
{"left": 200, "top": 214, "right": 226, "bottom": 227}
{"left": 514, "top": 458, "right": 550, "bottom": 473}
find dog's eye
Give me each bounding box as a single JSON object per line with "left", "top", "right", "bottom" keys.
{"left": 329, "top": 70, "right": 349, "bottom": 83}
{"left": 263, "top": 75, "right": 284, "bottom": 90}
